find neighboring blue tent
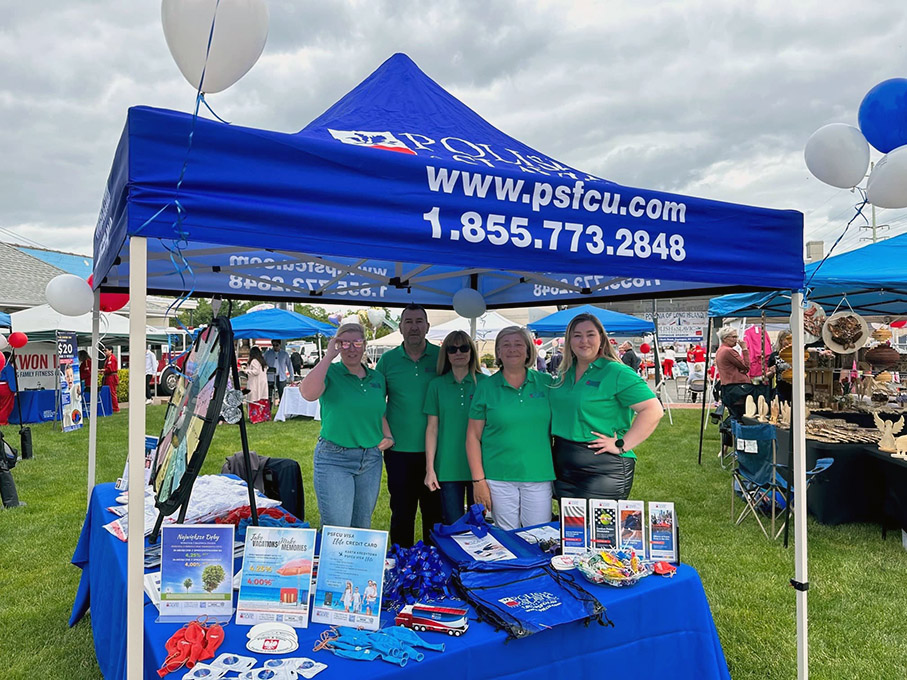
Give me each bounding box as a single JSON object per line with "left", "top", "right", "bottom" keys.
{"left": 92, "top": 53, "right": 803, "bottom": 307}
{"left": 709, "top": 232, "right": 907, "bottom": 318}
{"left": 0, "top": 311, "right": 10, "bottom": 328}
{"left": 528, "top": 304, "right": 654, "bottom": 336}
{"left": 229, "top": 307, "right": 336, "bottom": 339}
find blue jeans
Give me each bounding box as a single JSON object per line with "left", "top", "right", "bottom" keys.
{"left": 313, "top": 438, "right": 383, "bottom": 529}
{"left": 439, "top": 481, "right": 474, "bottom": 525}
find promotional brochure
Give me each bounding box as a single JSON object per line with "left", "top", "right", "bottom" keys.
{"left": 237, "top": 526, "right": 317, "bottom": 627}
{"left": 617, "top": 500, "right": 646, "bottom": 556}
{"left": 648, "top": 501, "right": 678, "bottom": 562}
{"left": 56, "top": 330, "right": 82, "bottom": 432}
{"left": 451, "top": 531, "right": 517, "bottom": 562}
{"left": 312, "top": 526, "right": 388, "bottom": 631}
{"left": 560, "top": 497, "right": 589, "bottom": 554}
{"left": 159, "top": 524, "right": 235, "bottom": 622}
{"left": 589, "top": 499, "right": 619, "bottom": 551}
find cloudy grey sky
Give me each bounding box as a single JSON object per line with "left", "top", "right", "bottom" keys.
{"left": 2, "top": 0, "right": 906, "bottom": 257}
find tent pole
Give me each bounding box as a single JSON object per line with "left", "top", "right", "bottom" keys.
{"left": 790, "top": 291, "right": 809, "bottom": 680}
{"left": 697, "top": 317, "right": 713, "bottom": 465}
{"left": 87, "top": 289, "right": 100, "bottom": 503}
{"left": 126, "top": 236, "right": 147, "bottom": 680}
{"left": 470, "top": 316, "right": 477, "bottom": 340}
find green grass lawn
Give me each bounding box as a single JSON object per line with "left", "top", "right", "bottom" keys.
{"left": 1, "top": 409, "right": 906, "bottom": 679}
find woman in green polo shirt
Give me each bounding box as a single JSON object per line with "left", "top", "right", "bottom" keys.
{"left": 423, "top": 330, "right": 487, "bottom": 525}
{"left": 549, "top": 313, "right": 663, "bottom": 500}
{"left": 300, "top": 322, "right": 394, "bottom": 529}
{"left": 466, "top": 326, "right": 554, "bottom": 531}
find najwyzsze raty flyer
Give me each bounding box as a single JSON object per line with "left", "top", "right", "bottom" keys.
{"left": 237, "top": 526, "right": 317, "bottom": 627}
{"left": 158, "top": 524, "right": 234, "bottom": 622}
{"left": 312, "top": 526, "right": 388, "bottom": 631}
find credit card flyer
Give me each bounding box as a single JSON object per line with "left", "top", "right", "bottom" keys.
{"left": 589, "top": 499, "right": 618, "bottom": 551}
{"left": 237, "top": 526, "right": 317, "bottom": 627}
{"left": 560, "top": 498, "right": 588, "bottom": 555}
{"left": 648, "top": 501, "right": 678, "bottom": 562}
{"left": 159, "top": 524, "right": 234, "bottom": 622}
{"left": 312, "top": 526, "right": 388, "bottom": 631}
{"left": 617, "top": 500, "right": 646, "bottom": 557}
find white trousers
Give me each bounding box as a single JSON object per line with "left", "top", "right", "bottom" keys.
{"left": 486, "top": 480, "right": 552, "bottom": 530}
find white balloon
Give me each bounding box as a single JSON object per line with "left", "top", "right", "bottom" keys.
{"left": 867, "top": 145, "right": 907, "bottom": 209}
{"left": 45, "top": 274, "right": 94, "bottom": 317}
{"left": 366, "top": 309, "right": 386, "bottom": 328}
{"left": 161, "top": 0, "right": 269, "bottom": 94}
{"left": 0, "top": 334, "right": 8, "bottom": 352}
{"left": 340, "top": 315, "right": 360, "bottom": 327}
{"left": 452, "top": 288, "right": 486, "bottom": 319}
{"left": 804, "top": 124, "right": 870, "bottom": 189}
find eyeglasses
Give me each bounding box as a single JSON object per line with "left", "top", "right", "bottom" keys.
{"left": 446, "top": 344, "right": 471, "bottom": 354}
{"left": 339, "top": 340, "right": 364, "bottom": 349}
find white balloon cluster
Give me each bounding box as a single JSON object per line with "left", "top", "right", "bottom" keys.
{"left": 805, "top": 80, "right": 907, "bottom": 209}
{"left": 45, "top": 274, "right": 94, "bottom": 317}
{"left": 161, "top": 0, "right": 269, "bottom": 94}
{"left": 366, "top": 309, "right": 386, "bottom": 328}
{"left": 452, "top": 288, "right": 486, "bottom": 319}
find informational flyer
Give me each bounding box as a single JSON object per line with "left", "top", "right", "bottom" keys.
{"left": 451, "top": 531, "right": 517, "bottom": 562}
{"left": 589, "top": 499, "right": 618, "bottom": 551}
{"left": 560, "top": 498, "right": 589, "bottom": 555}
{"left": 312, "top": 526, "right": 388, "bottom": 631}
{"left": 617, "top": 500, "right": 646, "bottom": 556}
{"left": 56, "top": 330, "right": 82, "bottom": 432}
{"left": 237, "top": 526, "right": 317, "bottom": 627}
{"left": 648, "top": 501, "right": 678, "bottom": 562}
{"left": 159, "top": 524, "right": 235, "bottom": 622}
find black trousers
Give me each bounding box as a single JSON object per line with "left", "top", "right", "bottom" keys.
{"left": 383, "top": 449, "right": 442, "bottom": 547}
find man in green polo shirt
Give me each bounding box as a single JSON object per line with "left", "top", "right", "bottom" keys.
{"left": 376, "top": 304, "right": 442, "bottom": 546}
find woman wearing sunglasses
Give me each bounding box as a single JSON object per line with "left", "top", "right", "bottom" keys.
{"left": 301, "top": 322, "right": 394, "bottom": 529}
{"left": 423, "top": 331, "right": 487, "bottom": 524}
{"left": 466, "top": 326, "right": 554, "bottom": 530}
{"left": 549, "top": 313, "right": 663, "bottom": 500}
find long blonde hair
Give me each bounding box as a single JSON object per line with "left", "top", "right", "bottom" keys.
{"left": 556, "top": 313, "right": 619, "bottom": 383}
{"left": 436, "top": 330, "right": 479, "bottom": 377}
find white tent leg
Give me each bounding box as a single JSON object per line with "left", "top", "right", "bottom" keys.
{"left": 87, "top": 289, "right": 100, "bottom": 504}
{"left": 127, "top": 237, "right": 147, "bottom": 680}
{"left": 790, "top": 292, "right": 808, "bottom": 680}
{"left": 469, "top": 316, "right": 477, "bottom": 340}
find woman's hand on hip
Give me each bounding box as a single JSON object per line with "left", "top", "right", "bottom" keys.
{"left": 589, "top": 431, "right": 621, "bottom": 455}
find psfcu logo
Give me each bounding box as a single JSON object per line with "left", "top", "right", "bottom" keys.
{"left": 497, "top": 591, "right": 561, "bottom": 613}
{"left": 328, "top": 129, "right": 416, "bottom": 155}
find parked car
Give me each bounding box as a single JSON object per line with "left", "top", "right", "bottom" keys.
{"left": 303, "top": 351, "right": 321, "bottom": 368}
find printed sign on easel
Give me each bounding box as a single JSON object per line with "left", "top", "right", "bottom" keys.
{"left": 56, "top": 330, "right": 82, "bottom": 432}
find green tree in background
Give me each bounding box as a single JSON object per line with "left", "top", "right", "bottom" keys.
{"left": 183, "top": 578, "right": 192, "bottom": 593}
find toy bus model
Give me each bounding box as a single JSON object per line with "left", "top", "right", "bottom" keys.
{"left": 394, "top": 603, "right": 469, "bottom": 636}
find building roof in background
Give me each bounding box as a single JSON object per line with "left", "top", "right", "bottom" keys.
{"left": 0, "top": 240, "right": 196, "bottom": 313}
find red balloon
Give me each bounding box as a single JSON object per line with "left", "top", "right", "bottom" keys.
{"left": 87, "top": 274, "right": 129, "bottom": 312}
{"left": 8, "top": 332, "right": 28, "bottom": 349}
{"left": 0, "top": 353, "right": 5, "bottom": 372}
{"left": 639, "top": 343, "right": 651, "bottom": 354}
{"left": 534, "top": 338, "right": 544, "bottom": 346}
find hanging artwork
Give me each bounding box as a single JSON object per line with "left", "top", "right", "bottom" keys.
{"left": 150, "top": 317, "right": 234, "bottom": 517}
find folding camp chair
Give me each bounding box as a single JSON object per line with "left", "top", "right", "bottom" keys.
{"left": 686, "top": 378, "right": 705, "bottom": 403}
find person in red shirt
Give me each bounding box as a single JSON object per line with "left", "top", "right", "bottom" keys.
{"left": 0, "top": 353, "right": 16, "bottom": 426}
{"left": 102, "top": 347, "right": 120, "bottom": 413}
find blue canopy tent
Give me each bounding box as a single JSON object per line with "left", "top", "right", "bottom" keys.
{"left": 0, "top": 311, "right": 10, "bottom": 329}
{"left": 528, "top": 304, "right": 654, "bottom": 336}
{"left": 229, "top": 307, "right": 336, "bottom": 339}
{"left": 709, "top": 232, "right": 907, "bottom": 318}
{"left": 89, "top": 53, "right": 811, "bottom": 679}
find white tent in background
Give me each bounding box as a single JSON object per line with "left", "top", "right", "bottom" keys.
{"left": 11, "top": 304, "right": 171, "bottom": 344}
{"left": 427, "top": 311, "right": 516, "bottom": 341}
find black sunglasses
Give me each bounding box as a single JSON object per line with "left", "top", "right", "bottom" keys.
{"left": 446, "top": 344, "right": 471, "bottom": 354}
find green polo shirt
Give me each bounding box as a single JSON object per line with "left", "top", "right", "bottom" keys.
{"left": 319, "top": 361, "right": 387, "bottom": 449}
{"left": 423, "top": 371, "right": 487, "bottom": 482}
{"left": 549, "top": 357, "right": 655, "bottom": 458}
{"left": 376, "top": 342, "right": 441, "bottom": 452}
{"left": 468, "top": 369, "right": 554, "bottom": 482}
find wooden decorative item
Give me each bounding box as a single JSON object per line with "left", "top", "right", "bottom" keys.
{"left": 872, "top": 327, "right": 892, "bottom": 343}
{"left": 756, "top": 395, "right": 769, "bottom": 422}
{"left": 769, "top": 397, "right": 780, "bottom": 424}
{"left": 865, "top": 345, "right": 900, "bottom": 370}
{"left": 874, "top": 413, "right": 904, "bottom": 453}
{"left": 876, "top": 371, "right": 893, "bottom": 383}
{"left": 744, "top": 395, "right": 757, "bottom": 419}
{"left": 779, "top": 403, "right": 791, "bottom": 427}
{"left": 894, "top": 435, "right": 907, "bottom": 460}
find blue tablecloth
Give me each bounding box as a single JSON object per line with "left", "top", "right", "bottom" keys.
{"left": 9, "top": 386, "right": 113, "bottom": 424}
{"left": 70, "top": 483, "right": 730, "bottom": 680}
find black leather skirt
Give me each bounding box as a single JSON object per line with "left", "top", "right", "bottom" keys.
{"left": 553, "top": 436, "right": 636, "bottom": 500}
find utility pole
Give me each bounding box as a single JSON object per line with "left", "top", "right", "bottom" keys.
{"left": 861, "top": 162, "right": 889, "bottom": 243}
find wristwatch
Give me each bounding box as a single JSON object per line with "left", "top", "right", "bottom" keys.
{"left": 614, "top": 438, "right": 625, "bottom": 455}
